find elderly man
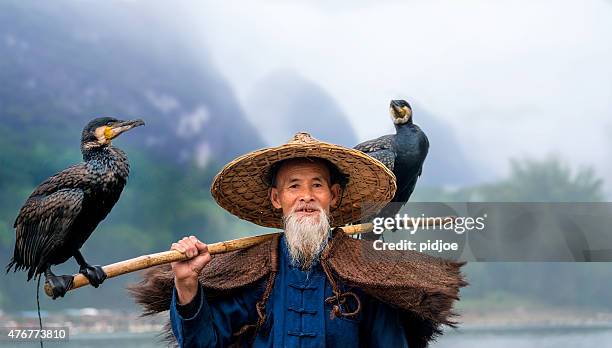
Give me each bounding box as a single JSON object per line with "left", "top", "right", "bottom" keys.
{"left": 132, "top": 133, "right": 465, "bottom": 348}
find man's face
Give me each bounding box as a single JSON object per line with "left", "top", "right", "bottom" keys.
{"left": 269, "top": 159, "right": 341, "bottom": 219}
{"left": 269, "top": 158, "right": 341, "bottom": 270}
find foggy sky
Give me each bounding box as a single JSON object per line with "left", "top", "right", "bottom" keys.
{"left": 125, "top": 0, "right": 612, "bottom": 193}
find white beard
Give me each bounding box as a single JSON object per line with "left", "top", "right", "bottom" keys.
{"left": 283, "top": 207, "right": 330, "bottom": 271}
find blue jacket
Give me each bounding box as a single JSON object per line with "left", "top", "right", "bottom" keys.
{"left": 170, "top": 235, "right": 409, "bottom": 347}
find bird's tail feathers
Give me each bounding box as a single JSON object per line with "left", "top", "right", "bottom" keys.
{"left": 27, "top": 267, "right": 37, "bottom": 281}
{"left": 5, "top": 258, "right": 39, "bottom": 282}
{"left": 5, "top": 259, "right": 16, "bottom": 273}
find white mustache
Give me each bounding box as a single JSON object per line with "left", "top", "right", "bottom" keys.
{"left": 292, "top": 203, "right": 323, "bottom": 213}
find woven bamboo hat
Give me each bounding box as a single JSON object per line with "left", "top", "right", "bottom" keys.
{"left": 211, "top": 132, "right": 397, "bottom": 229}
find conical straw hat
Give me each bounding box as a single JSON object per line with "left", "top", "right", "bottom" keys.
{"left": 211, "top": 132, "right": 397, "bottom": 229}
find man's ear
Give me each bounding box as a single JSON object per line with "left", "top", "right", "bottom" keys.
{"left": 270, "top": 187, "right": 282, "bottom": 209}
{"left": 330, "top": 183, "right": 341, "bottom": 208}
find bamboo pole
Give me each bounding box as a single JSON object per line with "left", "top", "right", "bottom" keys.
{"left": 44, "top": 217, "right": 456, "bottom": 298}
{"left": 43, "top": 232, "right": 280, "bottom": 298}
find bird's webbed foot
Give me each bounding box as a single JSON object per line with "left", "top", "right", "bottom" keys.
{"left": 79, "top": 265, "right": 107, "bottom": 288}
{"left": 45, "top": 272, "right": 74, "bottom": 300}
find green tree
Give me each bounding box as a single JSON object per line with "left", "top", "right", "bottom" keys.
{"left": 415, "top": 156, "right": 610, "bottom": 310}
{"left": 469, "top": 156, "right": 605, "bottom": 202}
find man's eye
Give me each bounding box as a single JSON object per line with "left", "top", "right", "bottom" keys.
{"left": 313, "top": 183, "right": 322, "bottom": 188}
{"left": 289, "top": 184, "right": 298, "bottom": 189}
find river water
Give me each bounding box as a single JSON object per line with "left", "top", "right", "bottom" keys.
{"left": 2, "top": 326, "right": 611, "bottom": 347}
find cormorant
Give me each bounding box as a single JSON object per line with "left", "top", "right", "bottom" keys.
{"left": 6, "top": 117, "right": 145, "bottom": 299}
{"left": 354, "top": 100, "right": 429, "bottom": 239}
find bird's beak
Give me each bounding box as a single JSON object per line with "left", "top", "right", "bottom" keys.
{"left": 109, "top": 119, "right": 145, "bottom": 139}
{"left": 390, "top": 100, "right": 402, "bottom": 116}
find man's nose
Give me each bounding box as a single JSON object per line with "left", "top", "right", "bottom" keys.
{"left": 298, "top": 186, "right": 315, "bottom": 202}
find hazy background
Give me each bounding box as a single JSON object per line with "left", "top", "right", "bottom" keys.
{"left": 1, "top": 0, "right": 611, "bottom": 346}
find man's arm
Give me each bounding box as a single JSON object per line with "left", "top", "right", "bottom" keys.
{"left": 170, "top": 283, "right": 216, "bottom": 347}
{"left": 170, "top": 281, "right": 262, "bottom": 348}
{"left": 169, "top": 236, "right": 260, "bottom": 348}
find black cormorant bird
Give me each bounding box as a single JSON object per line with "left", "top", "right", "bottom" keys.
{"left": 354, "top": 100, "right": 429, "bottom": 239}
{"left": 6, "top": 117, "right": 145, "bottom": 299}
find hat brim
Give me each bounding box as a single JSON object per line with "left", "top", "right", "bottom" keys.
{"left": 211, "top": 135, "right": 397, "bottom": 229}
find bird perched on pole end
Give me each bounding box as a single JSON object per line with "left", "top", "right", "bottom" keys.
{"left": 6, "top": 117, "right": 145, "bottom": 299}
{"left": 354, "top": 100, "right": 429, "bottom": 240}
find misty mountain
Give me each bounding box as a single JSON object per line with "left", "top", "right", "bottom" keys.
{"left": 246, "top": 71, "right": 358, "bottom": 147}
{"left": 0, "top": 2, "right": 264, "bottom": 167}
{"left": 411, "top": 103, "right": 482, "bottom": 187}
{"left": 244, "top": 69, "right": 478, "bottom": 186}
{"left": 0, "top": 1, "right": 268, "bottom": 311}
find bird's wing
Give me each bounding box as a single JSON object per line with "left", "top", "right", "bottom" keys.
{"left": 394, "top": 132, "right": 429, "bottom": 205}
{"left": 416, "top": 131, "right": 429, "bottom": 178}
{"left": 13, "top": 188, "right": 84, "bottom": 278}
{"left": 395, "top": 175, "right": 419, "bottom": 204}
{"left": 354, "top": 136, "right": 396, "bottom": 170}
{"left": 354, "top": 135, "right": 394, "bottom": 153}
{"left": 375, "top": 175, "right": 419, "bottom": 220}
{"left": 363, "top": 149, "right": 396, "bottom": 171}
{"left": 422, "top": 132, "right": 430, "bottom": 163}
{"left": 28, "top": 163, "right": 90, "bottom": 197}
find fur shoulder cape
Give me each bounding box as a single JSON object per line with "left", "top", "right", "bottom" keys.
{"left": 129, "top": 230, "right": 467, "bottom": 348}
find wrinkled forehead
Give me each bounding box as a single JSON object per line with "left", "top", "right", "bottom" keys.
{"left": 275, "top": 158, "right": 331, "bottom": 183}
